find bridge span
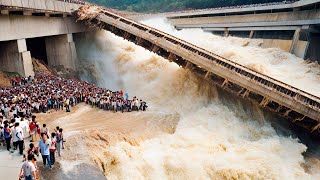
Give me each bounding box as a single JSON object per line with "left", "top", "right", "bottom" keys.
{"left": 0, "top": 0, "right": 88, "bottom": 77}
{"left": 77, "top": 6, "right": 320, "bottom": 134}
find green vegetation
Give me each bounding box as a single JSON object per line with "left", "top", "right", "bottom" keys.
{"left": 4, "top": 71, "right": 21, "bottom": 77}
{"left": 86, "top": 0, "right": 284, "bottom": 13}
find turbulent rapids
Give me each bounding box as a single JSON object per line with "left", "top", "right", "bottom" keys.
{"left": 42, "top": 14, "right": 320, "bottom": 179}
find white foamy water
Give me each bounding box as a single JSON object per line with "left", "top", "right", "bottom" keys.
{"left": 74, "top": 18, "right": 320, "bottom": 179}
{"left": 140, "top": 18, "right": 320, "bottom": 97}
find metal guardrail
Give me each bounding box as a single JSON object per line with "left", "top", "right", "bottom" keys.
{"left": 0, "top": 0, "right": 85, "bottom": 14}
{"left": 97, "top": 9, "right": 320, "bottom": 113}
{"left": 56, "top": 0, "right": 85, "bottom": 5}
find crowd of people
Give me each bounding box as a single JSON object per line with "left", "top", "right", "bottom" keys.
{"left": 0, "top": 114, "right": 64, "bottom": 180}
{"left": 1, "top": 72, "right": 148, "bottom": 115}
{"left": 0, "top": 72, "right": 147, "bottom": 179}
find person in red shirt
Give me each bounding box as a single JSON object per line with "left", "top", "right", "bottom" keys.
{"left": 29, "top": 116, "right": 37, "bottom": 142}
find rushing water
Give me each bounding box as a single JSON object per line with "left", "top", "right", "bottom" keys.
{"left": 140, "top": 18, "right": 320, "bottom": 97}
{"left": 73, "top": 18, "right": 320, "bottom": 179}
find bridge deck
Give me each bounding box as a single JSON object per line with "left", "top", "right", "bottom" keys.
{"left": 81, "top": 6, "right": 319, "bottom": 134}
{"left": 0, "top": 0, "right": 82, "bottom": 14}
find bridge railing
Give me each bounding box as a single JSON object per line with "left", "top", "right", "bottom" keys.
{"left": 97, "top": 9, "right": 320, "bottom": 113}
{"left": 56, "top": 0, "right": 85, "bottom": 5}
{"left": 0, "top": 0, "right": 83, "bottom": 13}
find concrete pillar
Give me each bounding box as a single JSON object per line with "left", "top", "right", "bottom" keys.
{"left": 224, "top": 28, "right": 229, "bottom": 37}
{"left": 45, "top": 34, "right": 77, "bottom": 71}
{"left": 249, "top": 30, "right": 255, "bottom": 38}
{"left": 17, "top": 39, "right": 34, "bottom": 77}
{"left": 289, "top": 27, "right": 302, "bottom": 53}
{"left": 0, "top": 10, "right": 9, "bottom": 15}
{"left": 293, "top": 7, "right": 301, "bottom": 11}
{"left": 23, "top": 11, "right": 33, "bottom": 16}
{"left": 0, "top": 39, "right": 34, "bottom": 77}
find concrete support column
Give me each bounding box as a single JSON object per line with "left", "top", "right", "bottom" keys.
{"left": 249, "top": 30, "right": 255, "bottom": 38}
{"left": 224, "top": 28, "right": 229, "bottom": 37}
{"left": 0, "top": 39, "right": 34, "bottom": 77}
{"left": 293, "top": 7, "right": 301, "bottom": 11}
{"left": 290, "top": 27, "right": 302, "bottom": 53}
{"left": 45, "top": 34, "right": 77, "bottom": 71}
{"left": 23, "top": 11, "right": 33, "bottom": 16}
{"left": 18, "top": 39, "right": 34, "bottom": 77}
{"left": 0, "top": 10, "right": 9, "bottom": 15}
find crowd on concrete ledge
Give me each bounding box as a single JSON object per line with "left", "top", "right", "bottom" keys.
{"left": 1, "top": 72, "right": 148, "bottom": 115}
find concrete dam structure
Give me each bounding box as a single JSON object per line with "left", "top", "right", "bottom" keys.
{"left": 0, "top": 0, "right": 86, "bottom": 77}
{"left": 135, "top": 0, "right": 320, "bottom": 63}
{"left": 1, "top": 1, "right": 320, "bottom": 135}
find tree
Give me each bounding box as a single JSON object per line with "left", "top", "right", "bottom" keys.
{"left": 86, "top": 0, "right": 286, "bottom": 13}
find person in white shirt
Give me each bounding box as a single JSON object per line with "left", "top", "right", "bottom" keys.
{"left": 14, "top": 122, "right": 24, "bottom": 155}
{"left": 40, "top": 124, "right": 49, "bottom": 136}
{"left": 111, "top": 100, "right": 116, "bottom": 112}
{"left": 19, "top": 116, "right": 29, "bottom": 138}
{"left": 19, "top": 154, "right": 36, "bottom": 180}
{"left": 11, "top": 123, "right": 18, "bottom": 150}
{"left": 50, "top": 132, "right": 57, "bottom": 165}
{"left": 4, "top": 106, "right": 10, "bottom": 118}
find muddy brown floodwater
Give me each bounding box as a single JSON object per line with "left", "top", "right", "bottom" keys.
{"left": 36, "top": 103, "right": 179, "bottom": 179}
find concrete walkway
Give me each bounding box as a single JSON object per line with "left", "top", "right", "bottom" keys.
{"left": 0, "top": 128, "right": 31, "bottom": 179}
{"left": 0, "top": 145, "right": 24, "bottom": 179}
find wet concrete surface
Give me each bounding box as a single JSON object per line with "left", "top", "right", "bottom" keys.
{"left": 39, "top": 162, "right": 106, "bottom": 180}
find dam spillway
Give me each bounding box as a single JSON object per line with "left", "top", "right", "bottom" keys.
{"left": 76, "top": 5, "right": 320, "bottom": 135}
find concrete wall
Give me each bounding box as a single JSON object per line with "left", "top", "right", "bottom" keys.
{"left": 161, "top": 0, "right": 320, "bottom": 18}
{"left": 260, "top": 39, "right": 292, "bottom": 52}
{"left": 168, "top": 9, "right": 317, "bottom": 60}
{"left": 293, "top": 40, "right": 309, "bottom": 58}
{"left": 0, "top": 39, "right": 34, "bottom": 76}
{"left": 257, "top": 38, "right": 308, "bottom": 58}
{"left": 170, "top": 10, "right": 320, "bottom": 28}
{"left": 0, "top": 0, "right": 82, "bottom": 13}
{"left": 45, "top": 34, "right": 77, "bottom": 70}
{"left": 0, "top": 15, "right": 87, "bottom": 42}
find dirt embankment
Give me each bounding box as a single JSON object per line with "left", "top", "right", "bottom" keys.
{"left": 32, "top": 58, "right": 55, "bottom": 75}
{"left": 0, "top": 71, "right": 13, "bottom": 87}
{"left": 0, "top": 58, "right": 53, "bottom": 88}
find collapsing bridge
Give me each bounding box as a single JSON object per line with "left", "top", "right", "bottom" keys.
{"left": 77, "top": 5, "right": 320, "bottom": 134}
